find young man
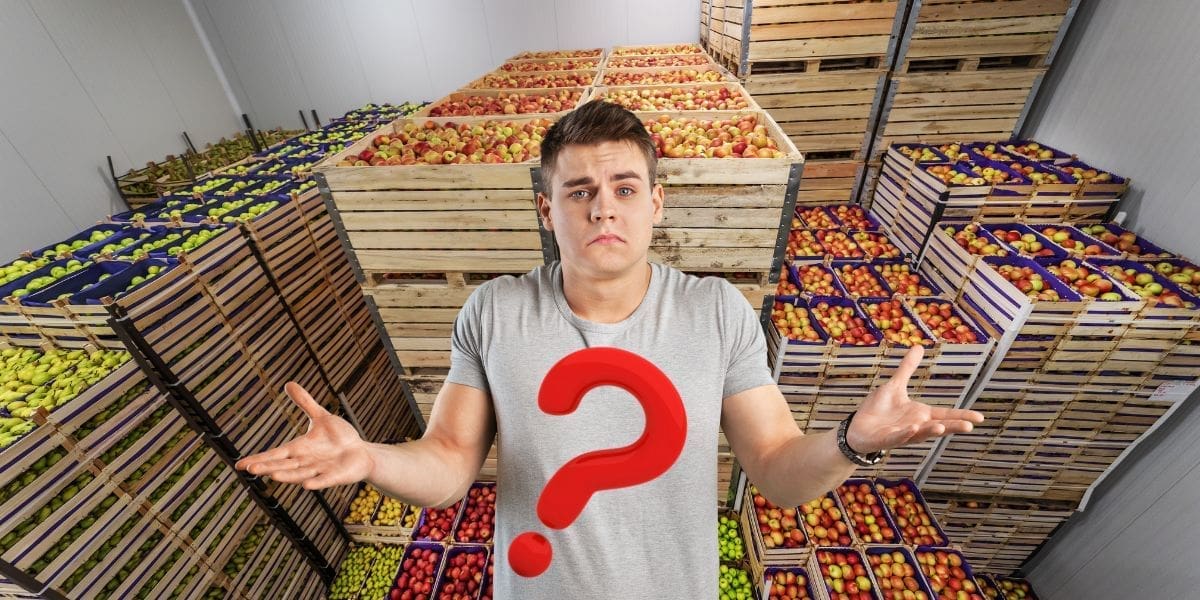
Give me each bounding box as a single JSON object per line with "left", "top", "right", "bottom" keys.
{"left": 237, "top": 101, "right": 982, "bottom": 598}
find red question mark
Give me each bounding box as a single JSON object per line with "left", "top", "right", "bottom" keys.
{"left": 508, "top": 347, "right": 687, "bottom": 578}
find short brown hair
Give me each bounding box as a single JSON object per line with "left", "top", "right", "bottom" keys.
{"left": 539, "top": 100, "right": 658, "bottom": 188}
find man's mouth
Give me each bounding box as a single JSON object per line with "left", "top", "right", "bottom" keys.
{"left": 590, "top": 233, "right": 625, "bottom": 245}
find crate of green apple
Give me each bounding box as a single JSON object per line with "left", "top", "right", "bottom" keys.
{"left": 719, "top": 563, "right": 756, "bottom": 600}
{"left": 718, "top": 512, "right": 746, "bottom": 563}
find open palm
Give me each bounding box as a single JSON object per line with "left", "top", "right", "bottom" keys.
{"left": 235, "top": 382, "right": 375, "bottom": 490}
{"left": 846, "top": 345, "right": 984, "bottom": 455}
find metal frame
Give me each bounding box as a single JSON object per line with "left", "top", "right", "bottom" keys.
{"left": 1044, "top": 0, "right": 1084, "bottom": 66}
{"left": 0, "top": 558, "right": 69, "bottom": 600}
{"left": 738, "top": 0, "right": 753, "bottom": 77}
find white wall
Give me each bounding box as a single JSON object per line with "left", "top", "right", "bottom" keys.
{"left": 1020, "top": 0, "right": 1200, "bottom": 597}
{"left": 0, "top": 0, "right": 241, "bottom": 259}
{"left": 189, "top": 0, "right": 702, "bottom": 130}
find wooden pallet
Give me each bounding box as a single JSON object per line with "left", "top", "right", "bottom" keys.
{"left": 795, "top": 159, "right": 863, "bottom": 204}
{"left": 745, "top": 68, "right": 887, "bottom": 158}
{"left": 894, "top": 0, "right": 1077, "bottom": 74}
{"left": 721, "top": 0, "right": 906, "bottom": 77}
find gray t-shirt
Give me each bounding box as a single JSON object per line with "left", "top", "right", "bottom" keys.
{"left": 446, "top": 260, "right": 775, "bottom": 599}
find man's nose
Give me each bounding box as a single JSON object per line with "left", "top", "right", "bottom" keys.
{"left": 590, "top": 188, "right": 618, "bottom": 222}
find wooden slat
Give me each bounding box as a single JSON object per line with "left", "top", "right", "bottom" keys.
{"left": 781, "top": 119, "right": 871, "bottom": 135}
{"left": 913, "top": 15, "right": 1067, "bottom": 38}
{"left": 357, "top": 250, "right": 544, "bottom": 272}
{"left": 348, "top": 230, "right": 543, "bottom": 250}
{"left": 749, "top": 3, "right": 900, "bottom": 25}
{"left": 771, "top": 103, "right": 872, "bottom": 121}
{"left": 891, "top": 88, "right": 1038, "bottom": 107}
{"left": 905, "top": 33, "right": 1057, "bottom": 59}
{"left": 744, "top": 70, "right": 885, "bottom": 94}
{"left": 651, "top": 227, "right": 778, "bottom": 248}
{"left": 339, "top": 211, "right": 539, "bottom": 231}
{"left": 332, "top": 189, "right": 534, "bottom": 211}
{"left": 887, "top": 104, "right": 1026, "bottom": 122}
{"left": 893, "top": 69, "right": 1044, "bottom": 93}
{"left": 750, "top": 20, "right": 895, "bottom": 41}
{"left": 918, "top": 0, "right": 1071, "bottom": 22}
{"left": 657, "top": 207, "right": 783, "bottom": 228}
{"left": 884, "top": 117, "right": 1021, "bottom": 136}
{"left": 747, "top": 36, "right": 894, "bottom": 61}
{"left": 647, "top": 247, "right": 774, "bottom": 270}
{"left": 755, "top": 89, "right": 878, "bottom": 109}
{"left": 319, "top": 163, "right": 534, "bottom": 191}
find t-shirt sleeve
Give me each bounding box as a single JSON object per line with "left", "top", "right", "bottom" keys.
{"left": 721, "top": 281, "right": 777, "bottom": 398}
{"left": 446, "top": 284, "right": 491, "bottom": 394}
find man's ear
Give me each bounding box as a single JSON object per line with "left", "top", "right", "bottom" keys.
{"left": 651, "top": 183, "right": 665, "bottom": 225}
{"left": 537, "top": 192, "right": 553, "bottom": 232}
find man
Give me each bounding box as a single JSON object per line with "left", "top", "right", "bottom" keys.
{"left": 237, "top": 100, "right": 982, "bottom": 598}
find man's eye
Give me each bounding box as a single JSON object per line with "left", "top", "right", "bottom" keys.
{"left": 617, "top": 187, "right": 635, "bottom": 196}
{"left": 570, "top": 190, "right": 590, "bottom": 199}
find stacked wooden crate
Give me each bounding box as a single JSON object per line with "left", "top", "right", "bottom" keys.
{"left": 923, "top": 492, "right": 1076, "bottom": 574}
{"left": 860, "top": 0, "right": 1082, "bottom": 202}
{"left": 707, "top": 0, "right": 910, "bottom": 205}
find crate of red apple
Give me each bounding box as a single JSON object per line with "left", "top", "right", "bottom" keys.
{"left": 509, "top": 48, "right": 603, "bottom": 60}
{"left": 865, "top": 546, "right": 938, "bottom": 600}
{"left": 431, "top": 545, "right": 489, "bottom": 600}
{"left": 465, "top": 70, "right": 597, "bottom": 90}
{"left": 416, "top": 88, "right": 588, "bottom": 119}
{"left": 600, "top": 66, "right": 730, "bottom": 86}
{"left": 799, "top": 491, "right": 857, "bottom": 547}
{"left": 873, "top": 479, "right": 949, "bottom": 547}
{"left": 412, "top": 498, "right": 465, "bottom": 543}
{"left": 387, "top": 542, "right": 446, "bottom": 600}
{"left": 605, "top": 53, "right": 715, "bottom": 68}
{"left": 763, "top": 566, "right": 818, "bottom": 599}
{"left": 810, "top": 547, "right": 881, "bottom": 600}
{"left": 610, "top": 43, "right": 705, "bottom": 56}
{"left": 595, "top": 82, "right": 758, "bottom": 112}
{"left": 450, "top": 482, "right": 496, "bottom": 544}
{"left": 914, "top": 547, "right": 985, "bottom": 600}
{"left": 837, "top": 479, "right": 902, "bottom": 546}
{"left": 497, "top": 58, "right": 601, "bottom": 72}
{"left": 742, "top": 485, "right": 810, "bottom": 575}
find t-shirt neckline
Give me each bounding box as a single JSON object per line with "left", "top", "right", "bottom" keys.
{"left": 551, "top": 261, "right": 662, "bottom": 335}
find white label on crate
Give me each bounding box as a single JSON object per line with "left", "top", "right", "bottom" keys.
{"left": 1150, "top": 381, "right": 1200, "bottom": 404}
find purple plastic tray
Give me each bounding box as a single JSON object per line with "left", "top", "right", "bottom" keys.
{"left": 907, "top": 297, "right": 991, "bottom": 345}
{"left": 412, "top": 498, "right": 466, "bottom": 543}
{"left": 873, "top": 478, "right": 950, "bottom": 547}
{"left": 1033, "top": 256, "right": 1139, "bottom": 301}
{"left": 869, "top": 260, "right": 943, "bottom": 297}
{"left": 827, "top": 205, "right": 882, "bottom": 231}
{"left": 914, "top": 546, "right": 984, "bottom": 598}
{"left": 864, "top": 546, "right": 938, "bottom": 599}
{"left": 858, "top": 297, "right": 936, "bottom": 348}
{"left": 981, "top": 223, "right": 1068, "bottom": 260}
{"left": 773, "top": 296, "right": 830, "bottom": 346}
{"left": 1000, "top": 139, "right": 1074, "bottom": 163}
{"left": 786, "top": 262, "right": 849, "bottom": 297}
{"left": 1076, "top": 223, "right": 1174, "bottom": 260}
{"left": 431, "top": 545, "right": 490, "bottom": 600}
{"left": 761, "top": 566, "right": 819, "bottom": 600}
{"left": 832, "top": 260, "right": 892, "bottom": 298}
{"left": 1029, "top": 223, "right": 1121, "bottom": 257}
{"left": 794, "top": 205, "right": 839, "bottom": 229}
{"left": 837, "top": 478, "right": 902, "bottom": 545}
{"left": 28, "top": 224, "right": 129, "bottom": 260}
{"left": 809, "top": 294, "right": 884, "bottom": 347}
{"left": 1086, "top": 258, "right": 1200, "bottom": 308}
{"left": 889, "top": 142, "right": 951, "bottom": 164}
{"left": 386, "top": 541, "right": 447, "bottom": 599}
{"left": 981, "top": 254, "right": 1084, "bottom": 303}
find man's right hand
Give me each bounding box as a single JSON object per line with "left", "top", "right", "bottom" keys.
{"left": 235, "top": 382, "right": 375, "bottom": 490}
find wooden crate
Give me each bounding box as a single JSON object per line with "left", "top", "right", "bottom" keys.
{"left": 721, "top": 0, "right": 906, "bottom": 77}
{"left": 795, "top": 159, "right": 863, "bottom": 204}
{"left": 413, "top": 87, "right": 590, "bottom": 120}
{"left": 870, "top": 68, "right": 1046, "bottom": 164}
{"left": 745, "top": 68, "right": 887, "bottom": 158}
{"left": 592, "top": 81, "right": 760, "bottom": 113}
{"left": 739, "top": 484, "right": 810, "bottom": 577}
{"left": 598, "top": 65, "right": 734, "bottom": 86}
{"left": 702, "top": 0, "right": 711, "bottom": 46}
{"left": 464, "top": 69, "right": 598, "bottom": 90}
{"left": 605, "top": 53, "right": 718, "bottom": 69}
{"left": 710, "top": 0, "right": 728, "bottom": 60}
{"left": 894, "top": 0, "right": 1077, "bottom": 74}
{"left": 507, "top": 49, "right": 604, "bottom": 61}
{"left": 610, "top": 43, "right": 706, "bottom": 56}
{"left": 496, "top": 57, "right": 602, "bottom": 72}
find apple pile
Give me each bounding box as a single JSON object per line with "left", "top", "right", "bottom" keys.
{"left": 512, "top": 49, "right": 600, "bottom": 59}
{"left": 968, "top": 164, "right": 1018, "bottom": 184}
{"left": 837, "top": 482, "right": 898, "bottom": 544}
{"left": 1148, "top": 260, "right": 1200, "bottom": 294}
{"left": 471, "top": 71, "right": 594, "bottom": 89}
{"left": 926, "top": 165, "right": 984, "bottom": 186}
{"left": 837, "top": 264, "right": 888, "bottom": 297}
{"left": 868, "top": 550, "right": 931, "bottom": 600}
{"left": 6, "top": 259, "right": 89, "bottom": 298}
{"left": 644, "top": 114, "right": 786, "bottom": 159}
{"left": 874, "top": 481, "right": 947, "bottom": 546}
{"left": 853, "top": 232, "right": 902, "bottom": 259}
{"left": 718, "top": 514, "right": 745, "bottom": 562}
{"left": 453, "top": 484, "right": 496, "bottom": 543}
{"left": 971, "top": 144, "right": 1012, "bottom": 162}
{"left": 1062, "top": 164, "right": 1114, "bottom": 183}
{"left": 613, "top": 44, "right": 703, "bottom": 55}
{"left": 750, "top": 485, "right": 807, "bottom": 549}
{"left": 996, "top": 578, "right": 1039, "bottom": 600}
{"left": 864, "top": 300, "right": 933, "bottom": 347}
{"left": 1041, "top": 259, "right": 1123, "bottom": 300}
{"left": 363, "top": 545, "right": 407, "bottom": 600}
{"left": 330, "top": 544, "right": 379, "bottom": 599}
{"left": 1039, "top": 226, "right": 1109, "bottom": 256}
{"left": 428, "top": 90, "right": 583, "bottom": 117}
{"left": 788, "top": 229, "right": 826, "bottom": 259}
{"left": 797, "top": 206, "right": 836, "bottom": 229}
{"left": 999, "top": 158, "right": 1064, "bottom": 183}
{"left": 499, "top": 59, "right": 599, "bottom": 72}
{"left": 601, "top": 85, "right": 750, "bottom": 111}
{"left": 346, "top": 485, "right": 385, "bottom": 524}
{"left": 607, "top": 54, "right": 711, "bottom": 68}
{"left": 797, "top": 264, "right": 842, "bottom": 296}
{"left": 976, "top": 575, "right": 1004, "bottom": 600}
{"left": 602, "top": 68, "right": 724, "bottom": 86}
{"left": 480, "top": 554, "right": 494, "bottom": 600}
{"left": 777, "top": 264, "right": 800, "bottom": 295}
{"left": 911, "top": 301, "right": 980, "bottom": 344}
{"left": 1, "top": 256, "right": 53, "bottom": 285}
{"left": 1098, "top": 265, "right": 1194, "bottom": 307}
{"left": 993, "top": 263, "right": 1062, "bottom": 301}
{"left": 337, "top": 119, "right": 551, "bottom": 166}
{"left": 414, "top": 500, "right": 463, "bottom": 542}
{"left": 767, "top": 568, "right": 815, "bottom": 599}
{"left": 811, "top": 301, "right": 878, "bottom": 346}
{"left": 434, "top": 548, "right": 487, "bottom": 600}
{"left": 1004, "top": 141, "right": 1058, "bottom": 161}
{"left": 815, "top": 550, "right": 876, "bottom": 600}
{"left": 719, "top": 564, "right": 754, "bottom": 599}
{"left": 1080, "top": 224, "right": 1170, "bottom": 258}
{"left": 800, "top": 493, "right": 853, "bottom": 546}
{"left": 390, "top": 545, "right": 444, "bottom": 600}
{"left": 773, "top": 300, "right": 823, "bottom": 343}
{"left": 373, "top": 494, "right": 410, "bottom": 527}
{"left": 936, "top": 143, "right": 964, "bottom": 161}
{"left": 817, "top": 230, "right": 864, "bottom": 259}
{"left": 876, "top": 263, "right": 934, "bottom": 296}
{"left": 40, "top": 228, "right": 120, "bottom": 259}
{"left": 989, "top": 228, "right": 1054, "bottom": 257}
{"left": 915, "top": 550, "right": 983, "bottom": 600}
{"left": 897, "top": 145, "right": 943, "bottom": 163}
{"left": 944, "top": 224, "right": 1007, "bottom": 257}
{"left": 834, "top": 205, "right": 874, "bottom": 230}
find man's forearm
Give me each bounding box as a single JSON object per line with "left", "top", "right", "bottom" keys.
{"left": 752, "top": 430, "right": 857, "bottom": 508}
{"left": 363, "top": 438, "right": 480, "bottom": 509}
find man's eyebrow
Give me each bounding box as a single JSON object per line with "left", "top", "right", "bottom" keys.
{"left": 561, "top": 176, "right": 594, "bottom": 188}
{"left": 611, "top": 171, "right": 643, "bottom": 182}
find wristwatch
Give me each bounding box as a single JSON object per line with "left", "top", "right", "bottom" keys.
{"left": 837, "top": 411, "right": 886, "bottom": 466}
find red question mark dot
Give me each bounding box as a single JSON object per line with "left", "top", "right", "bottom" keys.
{"left": 508, "top": 347, "right": 686, "bottom": 578}
{"left": 508, "top": 532, "right": 552, "bottom": 577}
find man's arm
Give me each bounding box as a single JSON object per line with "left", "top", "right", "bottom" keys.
{"left": 721, "top": 345, "right": 982, "bottom": 508}
{"left": 236, "top": 380, "right": 495, "bottom": 510}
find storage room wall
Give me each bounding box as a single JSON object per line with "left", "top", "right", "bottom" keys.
{"left": 1019, "top": 0, "right": 1200, "bottom": 596}
{"left": 0, "top": 0, "right": 243, "bottom": 259}
{"left": 187, "top": 0, "right": 702, "bottom": 131}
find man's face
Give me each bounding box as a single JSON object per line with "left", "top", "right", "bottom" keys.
{"left": 538, "top": 140, "right": 664, "bottom": 278}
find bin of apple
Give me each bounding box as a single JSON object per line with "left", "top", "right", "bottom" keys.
{"left": 910, "top": 300, "right": 983, "bottom": 344}
{"left": 345, "top": 484, "right": 383, "bottom": 525}
{"left": 795, "top": 264, "right": 843, "bottom": 296}
{"left": 813, "top": 548, "right": 879, "bottom": 600}
{"left": 1036, "top": 226, "right": 1118, "bottom": 257}
{"left": 643, "top": 114, "right": 787, "bottom": 159}
{"left": 479, "top": 553, "right": 494, "bottom": 600}
{"left": 873, "top": 263, "right": 937, "bottom": 297}
{"left": 338, "top": 119, "right": 553, "bottom": 166}
{"left": 413, "top": 500, "right": 464, "bottom": 542}
{"left": 363, "top": 545, "right": 407, "bottom": 600}
{"left": 499, "top": 59, "right": 599, "bottom": 72}
{"left": 749, "top": 485, "right": 808, "bottom": 550}
{"left": 851, "top": 232, "right": 901, "bottom": 260}
{"left": 797, "top": 206, "right": 836, "bottom": 229}
{"left": 817, "top": 230, "right": 864, "bottom": 259}
{"left": 512, "top": 49, "right": 602, "bottom": 59}
{"left": 601, "top": 85, "right": 750, "bottom": 112}
{"left": 1058, "top": 159, "right": 1117, "bottom": 183}
{"left": 944, "top": 224, "right": 1009, "bottom": 257}
{"left": 873, "top": 480, "right": 948, "bottom": 547}
{"left": 896, "top": 144, "right": 949, "bottom": 163}
{"left": 1144, "top": 258, "right": 1200, "bottom": 295}
{"left": 777, "top": 264, "right": 800, "bottom": 296}
{"left": 1002, "top": 140, "right": 1072, "bottom": 163}
{"left": 788, "top": 230, "right": 826, "bottom": 260}
{"left": 994, "top": 577, "right": 1039, "bottom": 599}
{"left": 389, "top": 542, "right": 446, "bottom": 600}
{"left": 718, "top": 514, "right": 745, "bottom": 562}
{"left": 1079, "top": 223, "right": 1173, "bottom": 259}
{"left": 925, "top": 164, "right": 985, "bottom": 186}
{"left": 986, "top": 261, "right": 1065, "bottom": 302}
{"left": 862, "top": 300, "right": 933, "bottom": 347}
{"left": 914, "top": 548, "right": 983, "bottom": 600}
{"left": 428, "top": 89, "right": 585, "bottom": 117}
{"left": 433, "top": 545, "right": 488, "bottom": 600}
{"left": 810, "top": 299, "right": 880, "bottom": 346}
{"left": 613, "top": 44, "right": 703, "bottom": 55}
{"left": 471, "top": 71, "right": 596, "bottom": 89}
{"left": 330, "top": 544, "right": 380, "bottom": 599}
{"left": 837, "top": 480, "right": 899, "bottom": 544}
{"left": 764, "top": 567, "right": 817, "bottom": 599}
{"left": 800, "top": 492, "right": 854, "bottom": 546}
{"left": 30, "top": 225, "right": 125, "bottom": 260}
{"left": 606, "top": 54, "right": 712, "bottom": 68}
{"left": 452, "top": 482, "right": 496, "bottom": 544}
{"left": 975, "top": 574, "right": 1005, "bottom": 600}
{"left": 772, "top": 299, "right": 825, "bottom": 344}
{"left": 602, "top": 68, "right": 725, "bottom": 86}
{"left": 1037, "top": 258, "right": 1128, "bottom": 300}
{"left": 718, "top": 564, "right": 755, "bottom": 600}
{"left": 836, "top": 264, "right": 890, "bottom": 298}
{"left": 866, "top": 547, "right": 935, "bottom": 600}
{"left": 832, "top": 205, "right": 879, "bottom": 231}
{"left": 1093, "top": 260, "right": 1196, "bottom": 308}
